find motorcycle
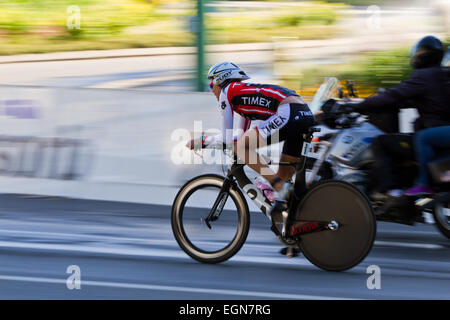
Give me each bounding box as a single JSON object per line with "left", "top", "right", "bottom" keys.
{"left": 303, "top": 78, "right": 450, "bottom": 239}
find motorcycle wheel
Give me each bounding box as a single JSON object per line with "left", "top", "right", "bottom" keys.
{"left": 433, "top": 197, "right": 450, "bottom": 239}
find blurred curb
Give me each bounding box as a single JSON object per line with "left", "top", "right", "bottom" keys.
{"left": 0, "top": 47, "right": 196, "bottom": 64}
{"left": 0, "top": 43, "right": 274, "bottom": 64}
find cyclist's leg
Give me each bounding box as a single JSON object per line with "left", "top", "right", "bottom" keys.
{"left": 235, "top": 104, "right": 291, "bottom": 187}
{"left": 277, "top": 153, "right": 299, "bottom": 181}
{"left": 275, "top": 103, "right": 314, "bottom": 188}
{"left": 235, "top": 103, "right": 314, "bottom": 191}
{"left": 235, "top": 127, "right": 278, "bottom": 183}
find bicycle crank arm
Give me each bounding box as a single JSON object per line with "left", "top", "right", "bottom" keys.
{"left": 289, "top": 220, "right": 340, "bottom": 236}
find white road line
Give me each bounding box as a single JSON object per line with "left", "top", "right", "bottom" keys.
{"left": 0, "top": 240, "right": 187, "bottom": 258}
{"left": 0, "top": 241, "right": 312, "bottom": 266}
{"left": 374, "top": 241, "right": 445, "bottom": 250}
{"left": 0, "top": 229, "right": 284, "bottom": 250}
{"left": 0, "top": 274, "right": 354, "bottom": 300}
{"left": 0, "top": 240, "right": 448, "bottom": 273}
{"left": 0, "top": 228, "right": 176, "bottom": 245}
{"left": 0, "top": 240, "right": 449, "bottom": 279}
{"left": 0, "top": 229, "right": 445, "bottom": 250}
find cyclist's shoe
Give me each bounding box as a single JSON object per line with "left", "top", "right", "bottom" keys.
{"left": 255, "top": 181, "right": 275, "bottom": 203}
{"left": 269, "top": 180, "right": 294, "bottom": 237}
{"left": 268, "top": 200, "right": 291, "bottom": 238}
{"left": 269, "top": 200, "right": 288, "bottom": 220}
{"left": 280, "top": 247, "right": 301, "bottom": 258}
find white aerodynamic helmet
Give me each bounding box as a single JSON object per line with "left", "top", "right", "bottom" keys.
{"left": 207, "top": 62, "right": 250, "bottom": 87}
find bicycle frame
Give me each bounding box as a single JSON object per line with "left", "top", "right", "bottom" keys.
{"left": 202, "top": 159, "right": 277, "bottom": 226}
{"left": 203, "top": 130, "right": 333, "bottom": 239}
{"left": 174, "top": 125, "right": 376, "bottom": 270}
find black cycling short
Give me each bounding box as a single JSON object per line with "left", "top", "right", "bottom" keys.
{"left": 257, "top": 103, "right": 315, "bottom": 158}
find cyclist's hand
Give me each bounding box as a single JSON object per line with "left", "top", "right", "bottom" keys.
{"left": 186, "top": 138, "right": 204, "bottom": 150}
{"left": 186, "top": 138, "right": 195, "bottom": 150}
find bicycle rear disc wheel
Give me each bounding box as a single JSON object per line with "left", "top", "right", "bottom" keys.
{"left": 171, "top": 174, "right": 250, "bottom": 264}
{"left": 295, "top": 180, "right": 376, "bottom": 271}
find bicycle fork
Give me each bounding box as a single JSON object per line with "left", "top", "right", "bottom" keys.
{"left": 202, "top": 177, "right": 233, "bottom": 229}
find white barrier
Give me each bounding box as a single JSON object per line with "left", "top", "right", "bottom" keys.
{"left": 0, "top": 85, "right": 229, "bottom": 205}
{"left": 0, "top": 85, "right": 418, "bottom": 206}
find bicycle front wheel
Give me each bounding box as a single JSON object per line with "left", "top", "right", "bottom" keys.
{"left": 171, "top": 174, "right": 250, "bottom": 264}
{"left": 295, "top": 180, "right": 376, "bottom": 271}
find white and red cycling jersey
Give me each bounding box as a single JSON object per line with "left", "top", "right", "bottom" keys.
{"left": 203, "top": 82, "right": 300, "bottom": 146}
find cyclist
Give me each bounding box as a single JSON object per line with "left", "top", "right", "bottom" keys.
{"left": 186, "top": 62, "right": 315, "bottom": 204}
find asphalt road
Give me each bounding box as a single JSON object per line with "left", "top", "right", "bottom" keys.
{"left": 0, "top": 194, "right": 448, "bottom": 300}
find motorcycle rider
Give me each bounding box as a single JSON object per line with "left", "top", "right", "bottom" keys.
{"left": 341, "top": 35, "right": 450, "bottom": 201}
{"left": 404, "top": 125, "right": 450, "bottom": 195}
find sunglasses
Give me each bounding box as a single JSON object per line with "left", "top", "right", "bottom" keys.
{"left": 209, "top": 80, "right": 214, "bottom": 89}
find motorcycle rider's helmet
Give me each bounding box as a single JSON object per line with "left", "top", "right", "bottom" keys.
{"left": 207, "top": 62, "right": 250, "bottom": 88}
{"left": 410, "top": 35, "right": 444, "bottom": 69}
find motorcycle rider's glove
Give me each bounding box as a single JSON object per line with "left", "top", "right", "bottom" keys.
{"left": 321, "top": 99, "right": 357, "bottom": 115}
{"left": 335, "top": 102, "right": 359, "bottom": 114}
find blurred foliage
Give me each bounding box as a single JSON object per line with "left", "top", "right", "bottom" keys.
{"left": 339, "top": 47, "right": 412, "bottom": 88}
{"left": 228, "top": 0, "right": 410, "bottom": 4}
{"left": 280, "top": 47, "right": 413, "bottom": 95}
{"left": 316, "top": 0, "right": 410, "bottom": 5}
{"left": 273, "top": 5, "right": 339, "bottom": 26}
{"left": 0, "top": 0, "right": 193, "bottom": 54}
{"left": 0, "top": 0, "right": 346, "bottom": 55}
{"left": 285, "top": 41, "right": 447, "bottom": 98}
{"left": 0, "top": 0, "right": 155, "bottom": 37}
{"left": 288, "top": 38, "right": 450, "bottom": 94}
{"left": 207, "top": 2, "right": 345, "bottom": 44}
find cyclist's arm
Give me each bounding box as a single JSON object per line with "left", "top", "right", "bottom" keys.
{"left": 203, "top": 114, "right": 252, "bottom": 149}
{"left": 236, "top": 115, "right": 251, "bottom": 141}
{"left": 193, "top": 91, "right": 251, "bottom": 149}
{"left": 202, "top": 93, "right": 237, "bottom": 147}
